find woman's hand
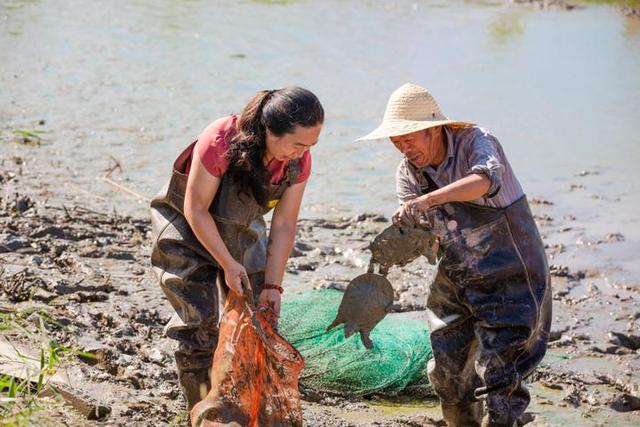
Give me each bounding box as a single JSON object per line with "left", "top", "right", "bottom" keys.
{"left": 222, "top": 259, "right": 251, "bottom": 297}
{"left": 258, "top": 288, "right": 281, "bottom": 318}
{"left": 392, "top": 194, "right": 436, "bottom": 226}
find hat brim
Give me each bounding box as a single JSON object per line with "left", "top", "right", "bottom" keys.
{"left": 356, "top": 119, "right": 474, "bottom": 141}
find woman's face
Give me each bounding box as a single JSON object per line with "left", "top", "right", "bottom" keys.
{"left": 265, "top": 124, "right": 322, "bottom": 162}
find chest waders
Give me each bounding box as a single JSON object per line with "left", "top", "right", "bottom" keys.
{"left": 150, "top": 141, "right": 300, "bottom": 410}
{"left": 421, "top": 175, "right": 551, "bottom": 426}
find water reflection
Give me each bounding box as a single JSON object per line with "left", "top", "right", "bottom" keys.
{"left": 623, "top": 14, "right": 640, "bottom": 38}
{"left": 488, "top": 12, "right": 525, "bottom": 45}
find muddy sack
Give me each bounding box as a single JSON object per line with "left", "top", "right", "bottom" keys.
{"left": 190, "top": 293, "right": 305, "bottom": 427}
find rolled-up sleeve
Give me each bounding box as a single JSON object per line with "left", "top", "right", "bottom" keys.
{"left": 396, "top": 160, "right": 421, "bottom": 205}
{"left": 465, "top": 131, "right": 504, "bottom": 198}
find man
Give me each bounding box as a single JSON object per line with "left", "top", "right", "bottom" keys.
{"left": 358, "top": 83, "right": 551, "bottom": 427}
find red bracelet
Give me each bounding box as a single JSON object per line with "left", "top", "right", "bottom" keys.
{"left": 263, "top": 283, "right": 284, "bottom": 294}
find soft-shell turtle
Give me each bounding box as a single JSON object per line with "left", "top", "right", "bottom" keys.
{"left": 326, "top": 273, "right": 394, "bottom": 349}
{"left": 368, "top": 223, "right": 439, "bottom": 274}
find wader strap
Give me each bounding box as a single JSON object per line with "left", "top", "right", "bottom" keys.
{"left": 286, "top": 159, "right": 301, "bottom": 185}
{"left": 422, "top": 170, "right": 440, "bottom": 193}
{"left": 165, "top": 140, "right": 197, "bottom": 214}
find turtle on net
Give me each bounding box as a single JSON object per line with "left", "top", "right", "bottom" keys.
{"left": 326, "top": 273, "right": 394, "bottom": 349}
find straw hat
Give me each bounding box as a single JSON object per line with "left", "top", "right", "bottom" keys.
{"left": 357, "top": 83, "right": 473, "bottom": 141}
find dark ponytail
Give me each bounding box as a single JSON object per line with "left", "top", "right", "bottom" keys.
{"left": 226, "top": 86, "right": 324, "bottom": 206}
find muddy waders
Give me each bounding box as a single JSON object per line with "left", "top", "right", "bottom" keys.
{"left": 150, "top": 141, "right": 299, "bottom": 410}
{"left": 423, "top": 196, "right": 551, "bottom": 427}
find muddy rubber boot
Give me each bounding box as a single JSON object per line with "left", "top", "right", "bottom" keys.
{"left": 190, "top": 399, "right": 243, "bottom": 427}
{"left": 441, "top": 402, "right": 483, "bottom": 427}
{"left": 178, "top": 368, "right": 211, "bottom": 411}
{"left": 479, "top": 384, "right": 529, "bottom": 427}
{"left": 481, "top": 414, "right": 516, "bottom": 427}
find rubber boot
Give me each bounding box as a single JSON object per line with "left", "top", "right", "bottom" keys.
{"left": 441, "top": 401, "right": 483, "bottom": 427}
{"left": 178, "top": 368, "right": 211, "bottom": 411}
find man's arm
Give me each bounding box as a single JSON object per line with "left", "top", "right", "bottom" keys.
{"left": 419, "top": 173, "right": 491, "bottom": 206}
{"left": 393, "top": 173, "right": 490, "bottom": 225}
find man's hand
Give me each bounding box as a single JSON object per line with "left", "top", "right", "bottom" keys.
{"left": 392, "top": 194, "right": 436, "bottom": 226}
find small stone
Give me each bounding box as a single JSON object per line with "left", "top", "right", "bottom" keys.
{"left": 0, "top": 234, "right": 29, "bottom": 253}
{"left": 158, "top": 384, "right": 179, "bottom": 399}
{"left": 549, "top": 329, "right": 568, "bottom": 342}
{"left": 609, "top": 331, "right": 640, "bottom": 350}
{"left": 589, "top": 345, "right": 620, "bottom": 355}
{"left": 605, "top": 233, "right": 625, "bottom": 243}
{"left": 148, "top": 348, "right": 164, "bottom": 364}
{"left": 609, "top": 393, "right": 640, "bottom": 412}
{"left": 540, "top": 380, "right": 563, "bottom": 390}
{"left": 556, "top": 335, "right": 576, "bottom": 347}
{"left": 562, "top": 387, "right": 581, "bottom": 407}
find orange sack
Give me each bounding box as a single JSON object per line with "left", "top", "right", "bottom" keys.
{"left": 190, "top": 292, "right": 305, "bottom": 427}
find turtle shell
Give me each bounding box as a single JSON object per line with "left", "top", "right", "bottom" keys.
{"left": 368, "top": 224, "right": 438, "bottom": 270}
{"left": 326, "top": 273, "right": 394, "bottom": 349}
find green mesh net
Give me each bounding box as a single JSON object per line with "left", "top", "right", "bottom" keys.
{"left": 279, "top": 289, "right": 433, "bottom": 397}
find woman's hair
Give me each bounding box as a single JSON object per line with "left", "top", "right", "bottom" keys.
{"left": 226, "top": 86, "right": 324, "bottom": 206}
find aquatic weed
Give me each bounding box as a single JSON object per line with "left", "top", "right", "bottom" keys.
{"left": 11, "top": 129, "right": 45, "bottom": 146}
{"left": 0, "top": 309, "right": 95, "bottom": 425}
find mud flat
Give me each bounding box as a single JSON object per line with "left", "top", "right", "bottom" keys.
{"left": 1, "top": 147, "right": 639, "bottom": 426}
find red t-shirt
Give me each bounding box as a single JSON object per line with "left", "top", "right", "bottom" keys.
{"left": 188, "top": 115, "right": 311, "bottom": 184}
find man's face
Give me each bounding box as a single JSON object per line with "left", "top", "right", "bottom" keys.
{"left": 389, "top": 127, "right": 443, "bottom": 168}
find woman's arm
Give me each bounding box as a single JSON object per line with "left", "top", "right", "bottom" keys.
{"left": 260, "top": 180, "right": 307, "bottom": 315}
{"left": 183, "top": 154, "right": 249, "bottom": 296}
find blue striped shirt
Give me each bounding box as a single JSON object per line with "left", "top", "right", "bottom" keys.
{"left": 396, "top": 126, "right": 524, "bottom": 208}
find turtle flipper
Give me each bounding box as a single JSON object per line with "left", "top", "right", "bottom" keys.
{"left": 326, "top": 312, "right": 344, "bottom": 331}
{"left": 359, "top": 330, "right": 374, "bottom": 349}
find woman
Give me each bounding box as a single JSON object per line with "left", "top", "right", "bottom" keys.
{"left": 150, "top": 87, "right": 324, "bottom": 410}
